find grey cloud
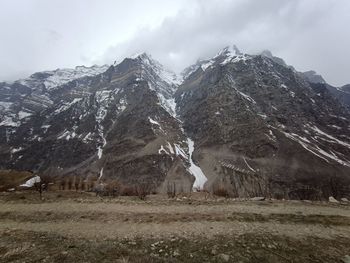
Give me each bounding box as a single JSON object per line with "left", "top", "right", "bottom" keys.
{"left": 101, "top": 0, "right": 350, "bottom": 86}
{"left": 0, "top": 0, "right": 349, "bottom": 86}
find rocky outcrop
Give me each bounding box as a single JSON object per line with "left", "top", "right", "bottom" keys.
{"left": 302, "top": 71, "right": 350, "bottom": 109}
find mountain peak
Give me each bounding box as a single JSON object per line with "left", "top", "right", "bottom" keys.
{"left": 260, "top": 50, "right": 273, "bottom": 58}
{"left": 129, "top": 52, "right": 151, "bottom": 60}
{"left": 303, "top": 70, "right": 326, "bottom": 84}
{"left": 216, "top": 44, "right": 242, "bottom": 57}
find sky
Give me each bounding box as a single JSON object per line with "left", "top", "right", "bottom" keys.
{"left": 0, "top": 0, "right": 349, "bottom": 86}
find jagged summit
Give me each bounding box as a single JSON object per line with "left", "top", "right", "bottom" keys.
{"left": 215, "top": 44, "right": 242, "bottom": 57}
{"left": 181, "top": 45, "right": 250, "bottom": 79}
{"left": 125, "top": 52, "right": 181, "bottom": 87}
{"left": 302, "top": 70, "right": 327, "bottom": 84}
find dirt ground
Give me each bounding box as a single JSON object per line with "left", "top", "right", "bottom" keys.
{"left": 0, "top": 191, "right": 350, "bottom": 262}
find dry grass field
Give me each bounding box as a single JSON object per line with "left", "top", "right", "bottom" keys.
{"left": 0, "top": 191, "right": 350, "bottom": 262}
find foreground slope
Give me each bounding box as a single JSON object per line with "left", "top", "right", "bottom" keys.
{"left": 0, "top": 193, "right": 350, "bottom": 263}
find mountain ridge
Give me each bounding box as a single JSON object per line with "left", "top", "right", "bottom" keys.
{"left": 1, "top": 46, "right": 349, "bottom": 199}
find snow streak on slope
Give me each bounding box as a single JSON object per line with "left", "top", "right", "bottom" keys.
{"left": 132, "top": 53, "right": 180, "bottom": 118}
{"left": 283, "top": 131, "right": 350, "bottom": 167}
{"left": 95, "top": 90, "right": 112, "bottom": 159}
{"left": 187, "top": 138, "right": 207, "bottom": 190}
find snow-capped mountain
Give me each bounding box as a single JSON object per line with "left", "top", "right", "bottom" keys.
{"left": 176, "top": 46, "right": 350, "bottom": 199}
{"left": 18, "top": 65, "right": 110, "bottom": 91}
{"left": 1, "top": 46, "right": 350, "bottom": 199}
{"left": 0, "top": 65, "right": 109, "bottom": 128}
{"left": 0, "top": 54, "right": 199, "bottom": 192}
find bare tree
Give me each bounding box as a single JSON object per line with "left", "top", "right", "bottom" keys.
{"left": 106, "top": 180, "right": 121, "bottom": 197}
{"left": 167, "top": 182, "right": 176, "bottom": 198}
{"left": 213, "top": 184, "right": 230, "bottom": 198}
{"left": 87, "top": 176, "right": 98, "bottom": 192}
{"left": 81, "top": 179, "right": 86, "bottom": 191}
{"left": 135, "top": 181, "right": 151, "bottom": 200}
{"left": 74, "top": 176, "right": 79, "bottom": 192}
{"left": 67, "top": 178, "right": 73, "bottom": 190}
{"left": 329, "top": 175, "right": 343, "bottom": 199}
{"left": 34, "top": 174, "right": 51, "bottom": 200}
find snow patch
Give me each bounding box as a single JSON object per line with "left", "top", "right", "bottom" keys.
{"left": 308, "top": 125, "right": 350, "bottom": 148}
{"left": 55, "top": 98, "right": 83, "bottom": 114}
{"left": 174, "top": 143, "right": 188, "bottom": 159}
{"left": 99, "top": 168, "right": 104, "bottom": 180}
{"left": 158, "top": 145, "right": 170, "bottom": 155}
{"left": 201, "top": 60, "right": 214, "bottom": 71}
{"left": 283, "top": 131, "right": 350, "bottom": 167}
{"left": 18, "top": 111, "right": 32, "bottom": 119}
{"left": 0, "top": 116, "right": 20, "bottom": 127}
{"left": 20, "top": 176, "right": 41, "bottom": 187}
{"left": 157, "top": 94, "right": 177, "bottom": 118}
{"left": 243, "top": 157, "right": 256, "bottom": 172}
{"left": 0, "top": 101, "right": 13, "bottom": 111}
{"left": 11, "top": 147, "right": 23, "bottom": 154}
{"left": 187, "top": 138, "right": 207, "bottom": 190}
{"left": 167, "top": 142, "right": 175, "bottom": 154}
{"left": 40, "top": 65, "right": 109, "bottom": 90}
{"left": 238, "top": 91, "right": 256, "bottom": 104}
{"left": 148, "top": 117, "right": 160, "bottom": 126}
{"left": 95, "top": 90, "right": 113, "bottom": 159}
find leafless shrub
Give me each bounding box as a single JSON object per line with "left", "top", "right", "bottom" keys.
{"left": 213, "top": 185, "right": 230, "bottom": 198}
{"left": 81, "top": 180, "right": 86, "bottom": 191}
{"left": 121, "top": 186, "right": 137, "bottom": 196}
{"left": 59, "top": 178, "right": 66, "bottom": 190}
{"left": 193, "top": 186, "right": 201, "bottom": 192}
{"left": 74, "top": 176, "right": 79, "bottom": 192}
{"left": 328, "top": 175, "right": 345, "bottom": 199}
{"left": 105, "top": 180, "right": 121, "bottom": 197}
{"left": 87, "top": 176, "right": 98, "bottom": 191}
{"left": 167, "top": 182, "right": 176, "bottom": 198}
{"left": 135, "top": 182, "right": 151, "bottom": 200}
{"left": 32, "top": 174, "right": 52, "bottom": 199}
{"left": 94, "top": 183, "right": 106, "bottom": 197}
{"left": 196, "top": 188, "right": 211, "bottom": 200}
{"left": 67, "top": 178, "right": 73, "bottom": 190}
{"left": 288, "top": 186, "right": 321, "bottom": 200}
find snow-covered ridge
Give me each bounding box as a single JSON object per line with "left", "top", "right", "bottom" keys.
{"left": 18, "top": 64, "right": 109, "bottom": 91}
{"left": 130, "top": 53, "right": 181, "bottom": 117}
{"left": 181, "top": 45, "right": 250, "bottom": 79}
{"left": 131, "top": 53, "right": 181, "bottom": 86}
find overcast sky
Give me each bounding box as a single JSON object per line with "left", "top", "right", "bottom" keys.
{"left": 1, "top": 0, "right": 349, "bottom": 86}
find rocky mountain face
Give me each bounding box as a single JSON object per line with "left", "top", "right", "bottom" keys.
{"left": 0, "top": 55, "right": 195, "bottom": 192}
{"left": 302, "top": 70, "right": 350, "bottom": 110}
{"left": 175, "top": 46, "right": 350, "bottom": 199}
{"left": 1, "top": 46, "right": 350, "bottom": 199}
